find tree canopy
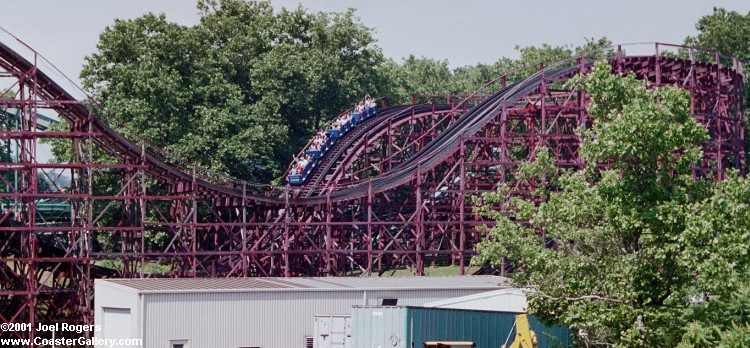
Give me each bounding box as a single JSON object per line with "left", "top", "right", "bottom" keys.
{"left": 685, "top": 8, "right": 750, "bottom": 68}
{"left": 80, "top": 0, "right": 389, "bottom": 182}
{"left": 383, "top": 37, "right": 611, "bottom": 100}
{"left": 473, "top": 62, "right": 750, "bottom": 347}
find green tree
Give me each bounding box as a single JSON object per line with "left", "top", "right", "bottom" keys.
{"left": 386, "top": 55, "right": 455, "bottom": 98}
{"left": 384, "top": 37, "right": 611, "bottom": 103}
{"left": 685, "top": 8, "right": 750, "bottom": 67}
{"left": 80, "top": 0, "right": 388, "bottom": 182}
{"left": 473, "top": 62, "right": 750, "bottom": 347}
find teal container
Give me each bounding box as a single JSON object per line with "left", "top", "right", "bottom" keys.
{"left": 351, "top": 306, "right": 572, "bottom": 348}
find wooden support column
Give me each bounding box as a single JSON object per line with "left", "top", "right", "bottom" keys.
{"left": 283, "top": 187, "right": 291, "bottom": 277}
{"left": 366, "top": 180, "right": 373, "bottom": 276}
{"left": 325, "top": 192, "right": 332, "bottom": 274}
{"left": 415, "top": 164, "right": 424, "bottom": 275}
{"left": 241, "top": 183, "right": 248, "bottom": 276}
{"left": 578, "top": 56, "right": 587, "bottom": 170}
{"left": 459, "top": 136, "right": 466, "bottom": 275}
{"left": 191, "top": 168, "right": 197, "bottom": 276}
{"left": 655, "top": 43, "right": 662, "bottom": 87}
{"left": 139, "top": 143, "right": 147, "bottom": 277}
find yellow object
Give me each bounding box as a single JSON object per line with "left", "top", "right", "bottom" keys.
{"left": 424, "top": 341, "right": 475, "bottom": 347}
{"left": 502, "top": 314, "right": 538, "bottom": 348}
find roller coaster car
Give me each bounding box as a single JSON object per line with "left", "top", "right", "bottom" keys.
{"left": 365, "top": 105, "right": 378, "bottom": 118}
{"left": 288, "top": 161, "right": 316, "bottom": 186}
{"left": 351, "top": 111, "right": 361, "bottom": 124}
{"left": 287, "top": 104, "right": 379, "bottom": 186}
{"left": 306, "top": 149, "right": 322, "bottom": 159}
{"left": 322, "top": 138, "right": 334, "bottom": 152}
{"left": 287, "top": 174, "right": 303, "bottom": 185}
{"left": 326, "top": 128, "right": 341, "bottom": 139}
{"left": 340, "top": 122, "right": 351, "bottom": 134}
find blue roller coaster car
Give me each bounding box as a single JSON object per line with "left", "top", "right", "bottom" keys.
{"left": 306, "top": 149, "right": 322, "bottom": 159}
{"left": 288, "top": 161, "right": 314, "bottom": 186}
{"left": 288, "top": 174, "right": 303, "bottom": 185}
{"left": 321, "top": 137, "right": 334, "bottom": 152}
{"left": 288, "top": 104, "right": 379, "bottom": 186}
{"left": 326, "top": 128, "right": 341, "bottom": 139}
{"left": 365, "top": 106, "right": 377, "bottom": 118}
{"left": 341, "top": 120, "right": 353, "bottom": 134}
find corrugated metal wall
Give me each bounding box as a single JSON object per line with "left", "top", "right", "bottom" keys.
{"left": 350, "top": 306, "right": 573, "bottom": 348}
{"left": 93, "top": 281, "right": 142, "bottom": 348}
{"left": 409, "top": 307, "right": 513, "bottom": 347}
{"left": 351, "top": 307, "right": 407, "bottom": 348}
{"left": 141, "top": 289, "right": 483, "bottom": 348}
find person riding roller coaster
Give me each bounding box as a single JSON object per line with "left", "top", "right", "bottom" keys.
{"left": 287, "top": 95, "right": 379, "bottom": 185}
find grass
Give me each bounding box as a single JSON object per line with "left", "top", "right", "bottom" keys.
{"left": 95, "top": 260, "right": 173, "bottom": 275}
{"left": 382, "top": 264, "right": 481, "bottom": 277}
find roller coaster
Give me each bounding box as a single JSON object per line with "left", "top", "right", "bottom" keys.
{"left": 0, "top": 27, "right": 745, "bottom": 341}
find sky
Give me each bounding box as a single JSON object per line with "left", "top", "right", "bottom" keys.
{"left": 1, "top": 0, "right": 749, "bottom": 89}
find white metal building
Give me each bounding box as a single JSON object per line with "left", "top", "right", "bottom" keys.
{"left": 423, "top": 288, "right": 528, "bottom": 312}
{"left": 94, "top": 276, "right": 509, "bottom": 348}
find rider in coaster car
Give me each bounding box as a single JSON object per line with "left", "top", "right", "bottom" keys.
{"left": 296, "top": 155, "right": 311, "bottom": 176}
{"left": 290, "top": 155, "right": 301, "bottom": 176}
{"left": 351, "top": 102, "right": 364, "bottom": 123}
{"left": 364, "top": 95, "right": 377, "bottom": 117}
{"left": 309, "top": 131, "right": 326, "bottom": 152}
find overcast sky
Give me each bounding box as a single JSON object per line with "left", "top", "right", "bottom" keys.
{"left": 1, "top": 0, "right": 749, "bottom": 86}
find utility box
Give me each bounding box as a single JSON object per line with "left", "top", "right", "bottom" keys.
{"left": 351, "top": 306, "right": 572, "bottom": 348}
{"left": 314, "top": 315, "right": 352, "bottom": 348}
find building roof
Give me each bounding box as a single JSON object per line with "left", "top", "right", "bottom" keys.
{"left": 97, "top": 276, "right": 509, "bottom": 294}
{"left": 423, "top": 288, "right": 528, "bottom": 313}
